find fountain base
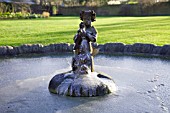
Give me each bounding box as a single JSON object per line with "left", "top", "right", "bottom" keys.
{"left": 48, "top": 71, "right": 117, "bottom": 97}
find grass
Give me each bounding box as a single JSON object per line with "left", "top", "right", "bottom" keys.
{"left": 0, "top": 16, "right": 170, "bottom": 46}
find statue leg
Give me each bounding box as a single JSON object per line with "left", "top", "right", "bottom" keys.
{"left": 74, "top": 49, "right": 80, "bottom": 55}
{"left": 72, "top": 57, "right": 76, "bottom": 71}
{"left": 91, "top": 56, "right": 94, "bottom": 72}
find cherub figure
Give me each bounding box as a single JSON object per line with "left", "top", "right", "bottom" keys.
{"left": 73, "top": 10, "right": 97, "bottom": 55}
{"left": 72, "top": 10, "right": 98, "bottom": 72}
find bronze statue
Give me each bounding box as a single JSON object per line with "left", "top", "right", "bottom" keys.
{"left": 72, "top": 10, "right": 97, "bottom": 72}
{"left": 74, "top": 10, "right": 97, "bottom": 54}
{"left": 48, "top": 10, "right": 116, "bottom": 97}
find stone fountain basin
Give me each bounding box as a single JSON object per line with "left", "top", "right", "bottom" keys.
{"left": 0, "top": 54, "right": 170, "bottom": 113}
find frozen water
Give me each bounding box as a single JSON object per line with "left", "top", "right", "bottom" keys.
{"left": 0, "top": 54, "right": 170, "bottom": 113}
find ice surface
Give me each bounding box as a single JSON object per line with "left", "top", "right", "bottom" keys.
{"left": 0, "top": 54, "right": 170, "bottom": 113}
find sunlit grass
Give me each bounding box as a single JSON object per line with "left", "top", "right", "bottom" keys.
{"left": 0, "top": 16, "right": 170, "bottom": 46}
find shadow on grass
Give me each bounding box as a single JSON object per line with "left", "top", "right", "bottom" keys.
{"left": 96, "top": 17, "right": 170, "bottom": 32}
{"left": 22, "top": 30, "right": 76, "bottom": 38}
{"left": 96, "top": 18, "right": 165, "bottom": 27}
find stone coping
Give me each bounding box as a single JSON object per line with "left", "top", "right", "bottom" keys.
{"left": 0, "top": 43, "right": 170, "bottom": 57}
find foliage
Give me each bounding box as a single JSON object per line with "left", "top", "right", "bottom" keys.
{"left": 0, "top": 2, "right": 32, "bottom": 14}
{"left": 42, "top": 12, "right": 50, "bottom": 18}
{"left": 0, "top": 16, "right": 170, "bottom": 46}
{"left": 0, "top": 12, "right": 43, "bottom": 19}
{"left": 128, "top": 0, "right": 138, "bottom": 4}
{"left": 138, "top": 0, "right": 161, "bottom": 6}
{"left": 52, "top": 6, "right": 57, "bottom": 15}
{"left": 35, "top": 0, "right": 110, "bottom": 6}
{"left": 0, "top": 3, "right": 6, "bottom": 13}
{"left": 85, "top": 0, "right": 110, "bottom": 6}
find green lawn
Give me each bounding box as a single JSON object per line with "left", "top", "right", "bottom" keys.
{"left": 0, "top": 16, "right": 170, "bottom": 46}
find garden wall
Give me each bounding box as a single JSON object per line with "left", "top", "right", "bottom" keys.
{"left": 143, "top": 2, "right": 170, "bottom": 16}
{"left": 59, "top": 5, "right": 140, "bottom": 16}
{"left": 0, "top": 43, "right": 170, "bottom": 57}
{"left": 58, "top": 2, "right": 170, "bottom": 16}
{"left": 1, "top": 2, "right": 170, "bottom": 16}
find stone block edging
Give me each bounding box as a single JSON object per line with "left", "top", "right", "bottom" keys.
{"left": 0, "top": 43, "right": 170, "bottom": 57}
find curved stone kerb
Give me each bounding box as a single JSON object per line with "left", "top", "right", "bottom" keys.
{"left": 1, "top": 43, "right": 170, "bottom": 57}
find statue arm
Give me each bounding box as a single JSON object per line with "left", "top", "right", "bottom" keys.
{"left": 86, "top": 26, "right": 97, "bottom": 42}
{"left": 74, "top": 33, "right": 81, "bottom": 43}
{"left": 73, "top": 34, "right": 78, "bottom": 42}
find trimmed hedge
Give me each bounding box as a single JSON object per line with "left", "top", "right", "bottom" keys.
{"left": 0, "top": 12, "right": 43, "bottom": 19}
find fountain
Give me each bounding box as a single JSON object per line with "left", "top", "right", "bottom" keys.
{"left": 48, "top": 10, "right": 117, "bottom": 96}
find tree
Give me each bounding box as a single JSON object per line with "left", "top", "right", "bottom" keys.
{"left": 79, "top": 0, "right": 110, "bottom": 6}
{"left": 138, "top": 0, "right": 157, "bottom": 15}
{"left": 55, "top": 0, "right": 110, "bottom": 6}
{"left": 138, "top": 0, "right": 156, "bottom": 6}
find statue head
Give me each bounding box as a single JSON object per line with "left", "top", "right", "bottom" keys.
{"left": 80, "top": 10, "right": 96, "bottom": 27}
